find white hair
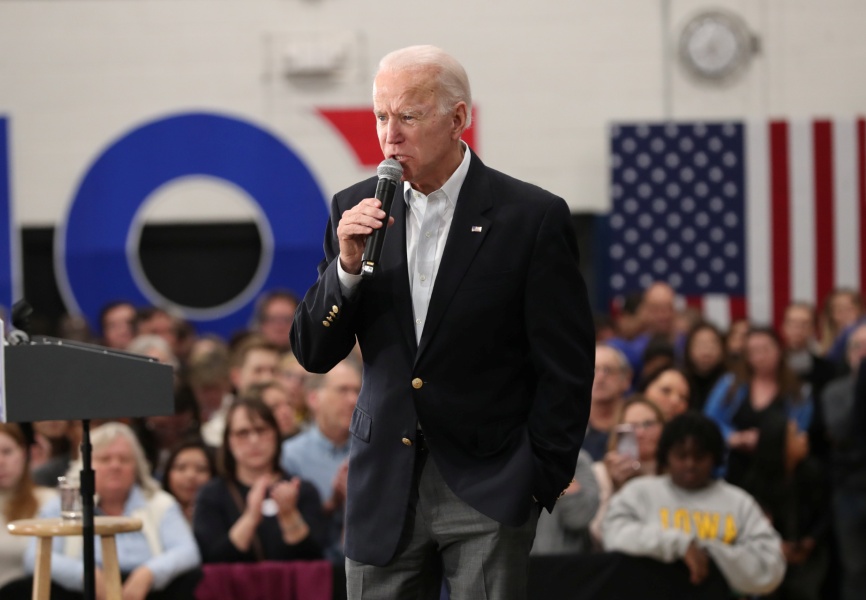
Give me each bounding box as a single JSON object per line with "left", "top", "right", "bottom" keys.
{"left": 127, "top": 334, "right": 179, "bottom": 371}
{"left": 375, "top": 45, "right": 472, "bottom": 129}
{"left": 66, "top": 421, "right": 161, "bottom": 498}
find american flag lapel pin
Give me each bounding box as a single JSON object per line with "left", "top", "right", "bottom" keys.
{"left": 471, "top": 226, "right": 483, "bottom": 232}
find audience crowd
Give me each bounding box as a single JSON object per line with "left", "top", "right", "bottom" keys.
{"left": 0, "top": 281, "right": 864, "bottom": 600}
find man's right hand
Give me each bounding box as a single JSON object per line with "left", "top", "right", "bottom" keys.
{"left": 336, "top": 197, "right": 394, "bottom": 274}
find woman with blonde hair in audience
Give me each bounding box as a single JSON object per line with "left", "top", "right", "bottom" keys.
{"left": 0, "top": 423, "right": 55, "bottom": 598}
{"left": 590, "top": 395, "right": 665, "bottom": 546}
{"left": 25, "top": 422, "right": 201, "bottom": 600}
{"left": 193, "top": 398, "right": 326, "bottom": 563}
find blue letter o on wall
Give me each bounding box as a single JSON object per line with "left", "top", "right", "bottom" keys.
{"left": 58, "top": 112, "right": 328, "bottom": 337}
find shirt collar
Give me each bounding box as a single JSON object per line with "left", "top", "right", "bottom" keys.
{"left": 404, "top": 141, "right": 472, "bottom": 207}
{"left": 311, "top": 424, "right": 350, "bottom": 453}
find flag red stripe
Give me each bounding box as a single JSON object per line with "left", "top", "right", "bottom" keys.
{"left": 729, "top": 297, "right": 747, "bottom": 322}
{"left": 859, "top": 118, "right": 866, "bottom": 300}
{"left": 770, "top": 121, "right": 792, "bottom": 330}
{"left": 685, "top": 296, "right": 704, "bottom": 311}
{"left": 813, "top": 121, "right": 835, "bottom": 307}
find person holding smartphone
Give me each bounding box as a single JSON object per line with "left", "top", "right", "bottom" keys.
{"left": 590, "top": 396, "right": 665, "bottom": 546}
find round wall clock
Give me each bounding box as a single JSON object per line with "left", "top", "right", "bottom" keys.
{"left": 678, "top": 10, "right": 755, "bottom": 84}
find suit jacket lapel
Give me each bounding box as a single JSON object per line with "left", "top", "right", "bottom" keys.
{"left": 377, "top": 183, "right": 417, "bottom": 354}
{"left": 416, "top": 156, "right": 492, "bottom": 362}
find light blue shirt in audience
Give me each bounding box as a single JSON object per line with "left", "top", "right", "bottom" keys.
{"left": 280, "top": 425, "right": 349, "bottom": 502}
{"left": 25, "top": 485, "right": 200, "bottom": 592}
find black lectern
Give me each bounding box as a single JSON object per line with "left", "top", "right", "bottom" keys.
{"left": 3, "top": 336, "right": 174, "bottom": 600}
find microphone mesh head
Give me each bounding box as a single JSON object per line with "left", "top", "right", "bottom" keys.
{"left": 377, "top": 158, "right": 403, "bottom": 182}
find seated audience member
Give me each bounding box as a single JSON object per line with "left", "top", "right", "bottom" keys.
{"left": 724, "top": 318, "right": 750, "bottom": 370}
{"left": 162, "top": 439, "right": 216, "bottom": 523}
{"left": 602, "top": 412, "right": 785, "bottom": 597}
{"left": 0, "top": 424, "right": 56, "bottom": 597}
{"left": 280, "top": 358, "right": 361, "bottom": 559}
{"left": 613, "top": 290, "right": 645, "bottom": 341}
{"left": 532, "top": 450, "right": 599, "bottom": 555}
{"left": 783, "top": 302, "right": 836, "bottom": 400}
{"left": 186, "top": 341, "right": 233, "bottom": 447}
{"left": 136, "top": 307, "right": 181, "bottom": 359}
{"left": 820, "top": 323, "right": 866, "bottom": 600}
{"left": 193, "top": 398, "right": 326, "bottom": 563}
{"left": 276, "top": 352, "right": 312, "bottom": 429}
{"left": 704, "top": 326, "right": 813, "bottom": 486}
{"left": 29, "top": 420, "right": 79, "bottom": 486}
{"left": 639, "top": 366, "right": 690, "bottom": 421}
{"left": 609, "top": 282, "right": 682, "bottom": 375}
{"left": 682, "top": 321, "right": 728, "bottom": 412}
{"left": 249, "top": 289, "right": 299, "bottom": 353}
{"left": 128, "top": 334, "right": 199, "bottom": 478}
{"left": 594, "top": 313, "right": 617, "bottom": 343}
{"left": 674, "top": 306, "right": 703, "bottom": 339}
{"left": 584, "top": 345, "right": 633, "bottom": 461}
{"left": 98, "top": 300, "right": 137, "bottom": 350}
{"left": 245, "top": 382, "right": 301, "bottom": 441}
{"left": 590, "top": 396, "right": 664, "bottom": 545}
{"left": 782, "top": 302, "right": 838, "bottom": 464}
{"left": 740, "top": 411, "right": 828, "bottom": 600}
{"left": 636, "top": 336, "right": 677, "bottom": 389}
{"left": 26, "top": 422, "right": 201, "bottom": 599}
{"left": 57, "top": 313, "right": 94, "bottom": 343}
{"left": 201, "top": 336, "right": 280, "bottom": 447}
{"left": 820, "top": 288, "right": 863, "bottom": 363}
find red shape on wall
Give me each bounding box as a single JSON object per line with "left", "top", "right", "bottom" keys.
{"left": 316, "top": 107, "right": 478, "bottom": 168}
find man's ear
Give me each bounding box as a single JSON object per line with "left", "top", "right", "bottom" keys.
{"left": 451, "top": 102, "right": 468, "bottom": 139}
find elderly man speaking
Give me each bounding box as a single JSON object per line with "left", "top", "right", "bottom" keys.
{"left": 291, "top": 45, "right": 595, "bottom": 599}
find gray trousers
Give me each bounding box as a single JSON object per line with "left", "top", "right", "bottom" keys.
{"left": 346, "top": 444, "right": 539, "bottom": 600}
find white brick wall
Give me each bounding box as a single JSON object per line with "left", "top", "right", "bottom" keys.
{"left": 1, "top": 0, "right": 864, "bottom": 223}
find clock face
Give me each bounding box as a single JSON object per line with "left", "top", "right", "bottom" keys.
{"left": 678, "top": 11, "right": 753, "bottom": 83}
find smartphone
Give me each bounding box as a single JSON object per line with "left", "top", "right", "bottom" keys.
{"left": 615, "top": 424, "right": 638, "bottom": 460}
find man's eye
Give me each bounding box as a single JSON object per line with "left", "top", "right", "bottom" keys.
{"left": 376, "top": 115, "right": 387, "bottom": 122}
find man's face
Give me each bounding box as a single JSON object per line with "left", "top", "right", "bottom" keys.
{"left": 314, "top": 363, "right": 361, "bottom": 436}
{"left": 374, "top": 68, "right": 465, "bottom": 195}
{"left": 782, "top": 306, "right": 814, "bottom": 351}
{"left": 233, "top": 348, "right": 279, "bottom": 396}
{"left": 641, "top": 284, "right": 676, "bottom": 337}
{"left": 591, "top": 347, "right": 630, "bottom": 404}
{"left": 259, "top": 298, "right": 296, "bottom": 350}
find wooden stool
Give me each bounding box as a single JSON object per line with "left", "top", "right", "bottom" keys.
{"left": 8, "top": 516, "right": 143, "bottom": 600}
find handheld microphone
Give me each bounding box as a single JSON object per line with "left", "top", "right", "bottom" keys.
{"left": 361, "top": 158, "right": 403, "bottom": 277}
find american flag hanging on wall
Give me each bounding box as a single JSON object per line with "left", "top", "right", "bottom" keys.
{"left": 608, "top": 118, "right": 866, "bottom": 331}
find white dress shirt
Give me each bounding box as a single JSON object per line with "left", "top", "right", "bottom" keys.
{"left": 338, "top": 143, "right": 472, "bottom": 343}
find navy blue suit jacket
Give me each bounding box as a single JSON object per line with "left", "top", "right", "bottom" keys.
{"left": 291, "top": 153, "right": 595, "bottom": 566}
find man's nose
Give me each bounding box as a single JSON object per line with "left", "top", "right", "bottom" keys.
{"left": 385, "top": 120, "right": 403, "bottom": 143}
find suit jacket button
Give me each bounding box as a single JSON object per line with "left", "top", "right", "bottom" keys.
{"left": 411, "top": 378, "right": 423, "bottom": 389}
{"left": 322, "top": 320, "right": 330, "bottom": 327}
{"left": 402, "top": 437, "right": 413, "bottom": 446}
{"left": 332, "top": 305, "right": 340, "bottom": 314}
